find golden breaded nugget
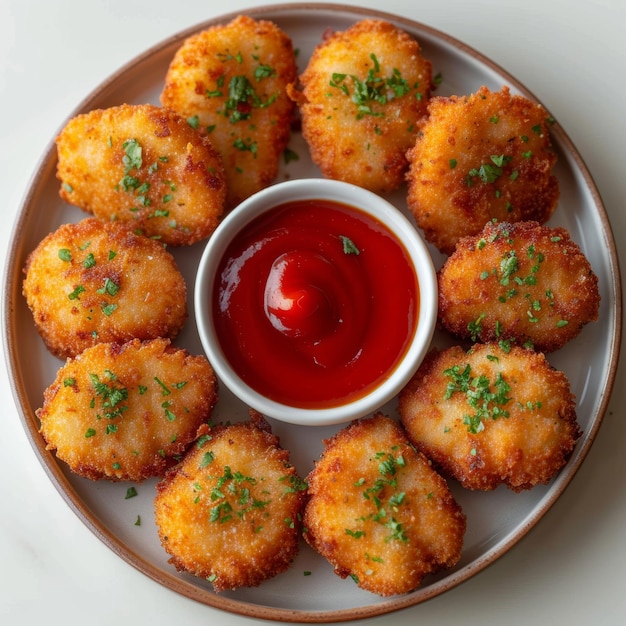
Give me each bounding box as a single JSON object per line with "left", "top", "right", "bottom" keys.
{"left": 161, "top": 15, "right": 297, "bottom": 208}
{"left": 56, "top": 103, "right": 226, "bottom": 245}
{"left": 154, "top": 413, "right": 306, "bottom": 591}
{"left": 406, "top": 86, "right": 559, "bottom": 254}
{"left": 438, "top": 220, "right": 600, "bottom": 352}
{"left": 23, "top": 218, "right": 187, "bottom": 359}
{"left": 289, "top": 19, "right": 432, "bottom": 193}
{"left": 304, "top": 414, "right": 465, "bottom": 596}
{"left": 37, "top": 338, "right": 218, "bottom": 482}
{"left": 399, "top": 344, "right": 581, "bottom": 492}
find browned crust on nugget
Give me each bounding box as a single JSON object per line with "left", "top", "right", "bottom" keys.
{"left": 37, "top": 338, "right": 218, "bottom": 482}
{"left": 161, "top": 15, "right": 297, "bottom": 209}
{"left": 399, "top": 344, "right": 581, "bottom": 492}
{"left": 304, "top": 413, "right": 465, "bottom": 596}
{"left": 406, "top": 85, "right": 559, "bottom": 254}
{"left": 56, "top": 103, "right": 226, "bottom": 245}
{"left": 437, "top": 220, "right": 600, "bottom": 352}
{"left": 22, "top": 218, "right": 187, "bottom": 359}
{"left": 290, "top": 19, "right": 432, "bottom": 193}
{"left": 154, "top": 413, "right": 306, "bottom": 591}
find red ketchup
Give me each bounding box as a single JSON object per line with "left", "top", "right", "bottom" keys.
{"left": 213, "top": 199, "right": 419, "bottom": 409}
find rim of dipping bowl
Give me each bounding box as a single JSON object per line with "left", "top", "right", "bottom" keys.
{"left": 194, "top": 178, "right": 437, "bottom": 426}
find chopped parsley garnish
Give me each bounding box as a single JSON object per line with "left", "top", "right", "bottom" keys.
{"left": 68, "top": 285, "right": 85, "bottom": 300}
{"left": 199, "top": 450, "right": 215, "bottom": 468}
{"left": 345, "top": 448, "right": 409, "bottom": 543}
{"left": 340, "top": 235, "right": 360, "bottom": 255}
{"left": 122, "top": 138, "right": 143, "bottom": 172}
{"left": 96, "top": 277, "right": 120, "bottom": 297}
{"left": 220, "top": 74, "right": 277, "bottom": 123}
{"left": 89, "top": 371, "right": 129, "bottom": 422}
{"left": 283, "top": 148, "right": 299, "bottom": 164}
{"left": 328, "top": 53, "right": 416, "bottom": 120}
{"left": 232, "top": 137, "right": 258, "bottom": 157}
{"left": 279, "top": 474, "right": 308, "bottom": 495}
{"left": 467, "top": 154, "right": 512, "bottom": 186}
{"left": 206, "top": 466, "right": 271, "bottom": 525}
{"left": 443, "top": 362, "right": 512, "bottom": 433}
{"left": 58, "top": 248, "right": 72, "bottom": 262}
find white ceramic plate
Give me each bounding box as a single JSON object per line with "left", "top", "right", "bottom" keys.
{"left": 3, "top": 3, "right": 622, "bottom": 622}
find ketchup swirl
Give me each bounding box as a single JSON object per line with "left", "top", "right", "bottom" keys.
{"left": 213, "top": 199, "right": 419, "bottom": 409}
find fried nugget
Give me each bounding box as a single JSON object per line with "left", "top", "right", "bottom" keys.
{"left": 37, "top": 338, "right": 218, "bottom": 482}
{"left": 154, "top": 413, "right": 306, "bottom": 592}
{"left": 406, "top": 86, "right": 559, "bottom": 254}
{"left": 161, "top": 15, "right": 297, "bottom": 209}
{"left": 399, "top": 344, "right": 581, "bottom": 492}
{"left": 23, "top": 218, "right": 187, "bottom": 359}
{"left": 56, "top": 103, "right": 226, "bottom": 245}
{"left": 438, "top": 220, "right": 600, "bottom": 352}
{"left": 289, "top": 19, "right": 432, "bottom": 193}
{"left": 304, "top": 414, "right": 465, "bottom": 596}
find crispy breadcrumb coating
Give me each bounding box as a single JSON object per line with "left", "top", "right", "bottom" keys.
{"left": 37, "top": 338, "right": 217, "bottom": 481}
{"left": 438, "top": 220, "right": 600, "bottom": 352}
{"left": 23, "top": 218, "right": 187, "bottom": 359}
{"left": 399, "top": 344, "right": 581, "bottom": 492}
{"left": 154, "top": 413, "right": 306, "bottom": 592}
{"left": 289, "top": 19, "right": 432, "bottom": 193}
{"left": 161, "top": 15, "right": 297, "bottom": 209}
{"left": 56, "top": 103, "right": 226, "bottom": 245}
{"left": 303, "top": 414, "right": 465, "bottom": 596}
{"left": 406, "top": 85, "right": 559, "bottom": 254}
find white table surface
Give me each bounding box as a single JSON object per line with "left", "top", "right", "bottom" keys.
{"left": 1, "top": 0, "right": 624, "bottom": 624}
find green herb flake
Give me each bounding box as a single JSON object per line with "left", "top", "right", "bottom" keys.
{"left": 196, "top": 434, "right": 212, "bottom": 448}
{"left": 254, "top": 64, "right": 276, "bottom": 80}
{"left": 443, "top": 362, "right": 512, "bottom": 434}
{"left": 96, "top": 277, "right": 120, "bottom": 297}
{"left": 283, "top": 148, "right": 299, "bottom": 164}
{"left": 223, "top": 75, "right": 277, "bottom": 124}
{"left": 154, "top": 376, "right": 171, "bottom": 396}
{"left": 467, "top": 154, "right": 512, "bottom": 186}
{"left": 340, "top": 235, "right": 360, "bottom": 255}
{"left": 58, "top": 248, "right": 72, "bottom": 262}
{"left": 125, "top": 487, "right": 138, "bottom": 499}
{"left": 199, "top": 450, "right": 215, "bottom": 468}
{"left": 122, "top": 138, "right": 142, "bottom": 173}
{"left": 68, "top": 285, "right": 85, "bottom": 300}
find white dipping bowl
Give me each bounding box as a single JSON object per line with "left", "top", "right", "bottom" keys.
{"left": 194, "top": 178, "right": 437, "bottom": 426}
